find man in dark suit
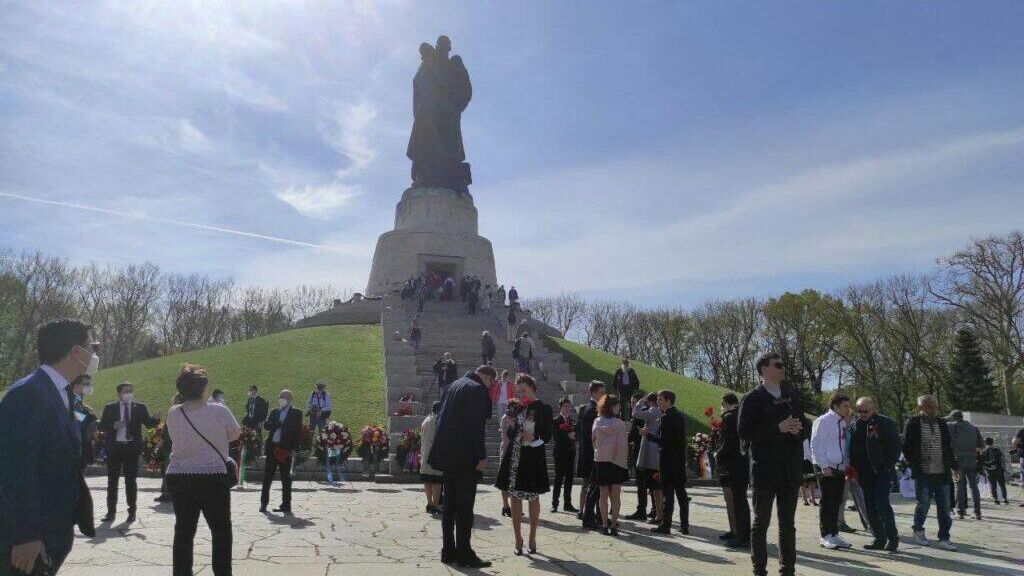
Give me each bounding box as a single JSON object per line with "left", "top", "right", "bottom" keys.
{"left": 575, "top": 380, "right": 605, "bottom": 527}
{"left": 714, "top": 392, "right": 750, "bottom": 548}
{"left": 612, "top": 358, "right": 640, "bottom": 420}
{"left": 427, "top": 365, "right": 494, "bottom": 569}
{"left": 624, "top": 392, "right": 650, "bottom": 521}
{"left": 261, "top": 389, "right": 303, "bottom": 514}
{"left": 98, "top": 381, "right": 160, "bottom": 523}
{"left": 243, "top": 385, "right": 270, "bottom": 455}
{"left": 648, "top": 390, "right": 690, "bottom": 534}
{"left": 0, "top": 319, "right": 95, "bottom": 574}
{"left": 738, "top": 353, "right": 811, "bottom": 576}
{"left": 551, "top": 397, "right": 578, "bottom": 513}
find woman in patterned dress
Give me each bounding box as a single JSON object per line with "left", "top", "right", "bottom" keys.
{"left": 495, "top": 374, "right": 553, "bottom": 555}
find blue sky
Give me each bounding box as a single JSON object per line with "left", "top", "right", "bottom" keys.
{"left": 2, "top": 1, "right": 1024, "bottom": 307}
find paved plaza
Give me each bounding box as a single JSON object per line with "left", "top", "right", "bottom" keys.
{"left": 63, "top": 477, "right": 1023, "bottom": 576}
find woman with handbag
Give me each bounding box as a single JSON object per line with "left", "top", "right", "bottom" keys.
{"left": 165, "top": 364, "right": 242, "bottom": 576}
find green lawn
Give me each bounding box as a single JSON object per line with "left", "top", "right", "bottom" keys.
{"left": 544, "top": 336, "right": 735, "bottom": 433}
{"left": 89, "top": 325, "right": 384, "bottom": 428}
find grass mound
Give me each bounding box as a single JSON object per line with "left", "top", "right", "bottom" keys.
{"left": 89, "top": 325, "right": 383, "bottom": 428}
{"left": 544, "top": 336, "right": 735, "bottom": 433}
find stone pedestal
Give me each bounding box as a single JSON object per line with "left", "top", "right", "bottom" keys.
{"left": 366, "top": 187, "right": 497, "bottom": 295}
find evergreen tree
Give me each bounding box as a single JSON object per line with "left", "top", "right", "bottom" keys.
{"left": 946, "top": 327, "right": 998, "bottom": 412}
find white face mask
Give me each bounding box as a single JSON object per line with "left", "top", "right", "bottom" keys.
{"left": 82, "top": 385, "right": 94, "bottom": 396}
{"left": 76, "top": 346, "right": 100, "bottom": 376}
{"left": 122, "top": 392, "right": 134, "bottom": 403}
{"left": 278, "top": 398, "right": 289, "bottom": 408}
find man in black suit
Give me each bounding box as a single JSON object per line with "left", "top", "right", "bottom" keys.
{"left": 243, "top": 385, "right": 270, "bottom": 455}
{"left": 624, "top": 392, "right": 650, "bottom": 521}
{"left": 551, "top": 397, "right": 578, "bottom": 513}
{"left": 98, "top": 381, "right": 161, "bottom": 523}
{"left": 648, "top": 390, "right": 690, "bottom": 534}
{"left": 575, "top": 380, "right": 605, "bottom": 527}
{"left": 738, "top": 352, "right": 811, "bottom": 576}
{"left": 612, "top": 358, "right": 640, "bottom": 420}
{"left": 427, "top": 365, "right": 495, "bottom": 569}
{"left": 714, "top": 392, "right": 750, "bottom": 548}
{"left": 261, "top": 389, "right": 303, "bottom": 514}
{"left": 0, "top": 319, "right": 95, "bottom": 574}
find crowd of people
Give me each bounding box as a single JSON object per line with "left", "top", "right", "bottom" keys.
{"left": 422, "top": 351, "right": 1024, "bottom": 576}
{"left": 1, "top": 319, "right": 1022, "bottom": 576}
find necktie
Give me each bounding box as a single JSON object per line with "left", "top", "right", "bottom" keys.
{"left": 65, "top": 385, "right": 75, "bottom": 417}
{"left": 123, "top": 403, "right": 131, "bottom": 441}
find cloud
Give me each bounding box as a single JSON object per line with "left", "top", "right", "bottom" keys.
{"left": 323, "top": 99, "right": 378, "bottom": 173}
{"left": 275, "top": 182, "right": 360, "bottom": 219}
{"left": 492, "top": 126, "right": 1024, "bottom": 299}
{"left": 276, "top": 99, "right": 379, "bottom": 218}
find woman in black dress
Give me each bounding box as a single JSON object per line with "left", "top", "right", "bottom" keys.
{"left": 495, "top": 374, "right": 552, "bottom": 555}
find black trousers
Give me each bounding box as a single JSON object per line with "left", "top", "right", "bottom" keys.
{"left": 660, "top": 476, "right": 689, "bottom": 529}
{"left": 106, "top": 443, "right": 141, "bottom": 515}
{"left": 167, "top": 474, "right": 232, "bottom": 576}
{"left": 987, "top": 469, "right": 1007, "bottom": 501}
{"left": 725, "top": 480, "right": 751, "bottom": 541}
{"left": 582, "top": 479, "right": 600, "bottom": 526}
{"left": 261, "top": 443, "right": 293, "bottom": 510}
{"left": 635, "top": 468, "right": 649, "bottom": 515}
{"left": 818, "top": 473, "right": 845, "bottom": 537}
{"left": 861, "top": 470, "right": 898, "bottom": 544}
{"left": 552, "top": 447, "right": 575, "bottom": 506}
{"left": 751, "top": 475, "right": 800, "bottom": 576}
{"left": 442, "top": 471, "right": 479, "bottom": 560}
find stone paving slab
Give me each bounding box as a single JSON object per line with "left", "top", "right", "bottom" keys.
{"left": 61, "top": 477, "right": 1024, "bottom": 576}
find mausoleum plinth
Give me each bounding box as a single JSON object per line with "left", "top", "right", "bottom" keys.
{"left": 366, "top": 187, "right": 497, "bottom": 295}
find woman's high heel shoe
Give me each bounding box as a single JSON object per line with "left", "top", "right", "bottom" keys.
{"left": 528, "top": 541, "right": 537, "bottom": 555}
{"left": 514, "top": 535, "right": 524, "bottom": 556}
{"left": 502, "top": 506, "right": 512, "bottom": 517}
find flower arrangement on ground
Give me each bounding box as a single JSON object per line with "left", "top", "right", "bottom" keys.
{"left": 317, "top": 421, "right": 354, "bottom": 483}
{"left": 394, "top": 428, "right": 421, "bottom": 472}
{"left": 143, "top": 424, "right": 166, "bottom": 472}
{"left": 357, "top": 424, "right": 389, "bottom": 477}
{"left": 239, "top": 426, "right": 259, "bottom": 465}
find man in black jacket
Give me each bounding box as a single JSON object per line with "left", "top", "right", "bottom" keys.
{"left": 243, "top": 385, "right": 270, "bottom": 455}
{"left": 849, "top": 397, "right": 901, "bottom": 551}
{"left": 613, "top": 359, "right": 640, "bottom": 420}
{"left": 648, "top": 390, "right": 689, "bottom": 534}
{"left": 427, "top": 365, "right": 495, "bottom": 569}
{"left": 575, "top": 381, "right": 605, "bottom": 527}
{"left": 715, "top": 392, "right": 750, "bottom": 548}
{"left": 902, "top": 394, "right": 957, "bottom": 550}
{"left": 551, "top": 397, "right": 578, "bottom": 513}
{"left": 98, "top": 381, "right": 161, "bottom": 523}
{"left": 261, "top": 389, "right": 303, "bottom": 514}
{"left": 433, "top": 352, "right": 459, "bottom": 392}
{"left": 738, "top": 353, "right": 810, "bottom": 576}
{"left": 625, "top": 392, "right": 651, "bottom": 521}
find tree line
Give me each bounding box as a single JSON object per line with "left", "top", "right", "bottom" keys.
{"left": 0, "top": 251, "right": 350, "bottom": 386}
{"left": 526, "top": 231, "right": 1024, "bottom": 424}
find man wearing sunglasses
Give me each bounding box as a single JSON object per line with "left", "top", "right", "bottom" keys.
{"left": 738, "top": 353, "right": 811, "bottom": 576}
{"left": 847, "top": 397, "right": 901, "bottom": 552}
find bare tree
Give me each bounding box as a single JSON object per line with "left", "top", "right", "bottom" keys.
{"left": 692, "top": 298, "right": 762, "bottom": 391}
{"left": 932, "top": 232, "right": 1024, "bottom": 414}
{"left": 762, "top": 290, "right": 842, "bottom": 395}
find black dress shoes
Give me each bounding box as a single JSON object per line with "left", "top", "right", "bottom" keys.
{"left": 885, "top": 539, "right": 899, "bottom": 553}
{"left": 863, "top": 540, "right": 887, "bottom": 550}
{"left": 718, "top": 531, "right": 734, "bottom": 540}
{"left": 563, "top": 502, "right": 578, "bottom": 513}
{"left": 651, "top": 525, "right": 671, "bottom": 534}
{"left": 459, "top": 554, "right": 492, "bottom": 568}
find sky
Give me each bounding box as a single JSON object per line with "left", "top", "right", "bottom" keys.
{"left": 2, "top": 1, "right": 1024, "bottom": 308}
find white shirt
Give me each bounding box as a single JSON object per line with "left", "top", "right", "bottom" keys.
{"left": 273, "top": 406, "right": 289, "bottom": 443}
{"left": 40, "top": 364, "right": 70, "bottom": 410}
{"left": 166, "top": 403, "right": 242, "bottom": 475}
{"left": 811, "top": 409, "right": 848, "bottom": 470}
{"left": 116, "top": 400, "right": 133, "bottom": 443}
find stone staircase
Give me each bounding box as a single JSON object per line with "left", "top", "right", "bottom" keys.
{"left": 381, "top": 293, "right": 586, "bottom": 479}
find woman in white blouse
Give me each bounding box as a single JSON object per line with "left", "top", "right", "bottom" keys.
{"left": 165, "top": 364, "right": 241, "bottom": 576}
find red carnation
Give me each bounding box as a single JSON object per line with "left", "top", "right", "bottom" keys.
{"left": 703, "top": 406, "right": 715, "bottom": 418}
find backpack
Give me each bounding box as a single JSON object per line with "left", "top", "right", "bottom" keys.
{"left": 512, "top": 338, "right": 522, "bottom": 359}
